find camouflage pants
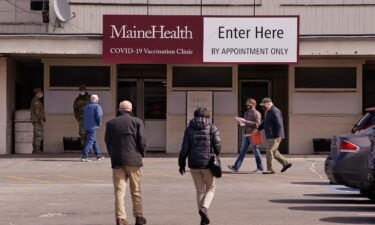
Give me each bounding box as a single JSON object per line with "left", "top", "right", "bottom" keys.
{"left": 78, "top": 121, "right": 86, "bottom": 147}
{"left": 32, "top": 122, "right": 43, "bottom": 151}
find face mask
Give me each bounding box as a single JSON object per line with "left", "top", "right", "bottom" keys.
{"left": 39, "top": 94, "right": 43, "bottom": 98}
{"left": 79, "top": 92, "right": 85, "bottom": 96}
{"left": 246, "top": 104, "right": 253, "bottom": 109}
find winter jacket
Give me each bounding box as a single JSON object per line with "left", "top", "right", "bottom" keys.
{"left": 258, "top": 105, "right": 285, "bottom": 139}
{"left": 105, "top": 111, "right": 147, "bottom": 168}
{"left": 83, "top": 103, "right": 103, "bottom": 130}
{"left": 178, "top": 117, "right": 222, "bottom": 169}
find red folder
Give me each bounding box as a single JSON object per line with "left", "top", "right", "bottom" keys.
{"left": 250, "top": 132, "right": 263, "bottom": 145}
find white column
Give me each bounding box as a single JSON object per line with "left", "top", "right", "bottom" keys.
{"left": 0, "top": 57, "right": 8, "bottom": 154}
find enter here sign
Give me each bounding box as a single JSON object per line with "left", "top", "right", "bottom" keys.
{"left": 203, "top": 17, "right": 299, "bottom": 63}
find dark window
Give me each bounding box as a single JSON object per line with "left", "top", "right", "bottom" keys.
{"left": 30, "top": 0, "right": 49, "bottom": 11}
{"left": 295, "top": 67, "right": 356, "bottom": 89}
{"left": 50, "top": 66, "right": 110, "bottom": 87}
{"left": 173, "top": 67, "right": 232, "bottom": 88}
{"left": 144, "top": 81, "right": 166, "bottom": 120}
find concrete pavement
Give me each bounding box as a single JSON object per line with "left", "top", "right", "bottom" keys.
{"left": 0, "top": 154, "right": 374, "bottom": 225}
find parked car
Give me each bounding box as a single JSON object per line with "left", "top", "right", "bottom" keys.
{"left": 366, "top": 134, "right": 375, "bottom": 199}
{"left": 324, "top": 107, "right": 375, "bottom": 200}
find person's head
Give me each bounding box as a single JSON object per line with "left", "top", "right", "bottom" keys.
{"left": 259, "top": 97, "right": 273, "bottom": 111}
{"left": 34, "top": 88, "right": 43, "bottom": 98}
{"left": 90, "top": 94, "right": 99, "bottom": 104}
{"left": 119, "top": 100, "right": 133, "bottom": 113}
{"left": 194, "top": 107, "right": 210, "bottom": 119}
{"left": 79, "top": 85, "right": 87, "bottom": 96}
{"left": 246, "top": 98, "right": 257, "bottom": 110}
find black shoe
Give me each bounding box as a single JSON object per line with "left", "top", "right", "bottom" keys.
{"left": 199, "top": 207, "right": 210, "bottom": 224}
{"left": 135, "top": 216, "right": 147, "bottom": 225}
{"left": 227, "top": 165, "right": 238, "bottom": 172}
{"left": 281, "top": 163, "right": 292, "bottom": 173}
{"left": 116, "top": 218, "right": 128, "bottom": 225}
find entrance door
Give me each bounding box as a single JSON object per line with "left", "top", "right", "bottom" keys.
{"left": 117, "top": 79, "right": 167, "bottom": 152}
{"left": 239, "top": 80, "right": 271, "bottom": 152}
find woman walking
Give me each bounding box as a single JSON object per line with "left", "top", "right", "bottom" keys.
{"left": 178, "top": 107, "right": 222, "bottom": 225}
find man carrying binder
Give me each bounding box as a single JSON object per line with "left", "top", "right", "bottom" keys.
{"left": 256, "top": 98, "right": 292, "bottom": 174}
{"left": 228, "top": 98, "right": 264, "bottom": 173}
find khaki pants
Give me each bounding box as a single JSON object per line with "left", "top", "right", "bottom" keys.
{"left": 190, "top": 169, "right": 216, "bottom": 210}
{"left": 266, "top": 139, "right": 289, "bottom": 172}
{"left": 113, "top": 166, "right": 143, "bottom": 220}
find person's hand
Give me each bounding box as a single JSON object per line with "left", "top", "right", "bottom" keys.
{"left": 179, "top": 167, "right": 185, "bottom": 175}
{"left": 275, "top": 137, "right": 282, "bottom": 143}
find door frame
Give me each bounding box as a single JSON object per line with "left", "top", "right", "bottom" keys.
{"left": 238, "top": 79, "right": 272, "bottom": 152}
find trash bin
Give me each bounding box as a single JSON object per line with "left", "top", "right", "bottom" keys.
{"left": 14, "top": 109, "right": 33, "bottom": 154}
{"left": 313, "top": 138, "right": 332, "bottom": 153}
{"left": 63, "top": 137, "right": 82, "bottom": 153}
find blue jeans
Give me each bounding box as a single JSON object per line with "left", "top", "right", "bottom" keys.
{"left": 233, "top": 137, "right": 264, "bottom": 171}
{"left": 82, "top": 129, "right": 101, "bottom": 159}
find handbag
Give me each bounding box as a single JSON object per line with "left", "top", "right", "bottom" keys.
{"left": 208, "top": 126, "right": 222, "bottom": 178}
{"left": 250, "top": 132, "right": 264, "bottom": 146}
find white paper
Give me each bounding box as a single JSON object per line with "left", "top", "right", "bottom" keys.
{"left": 235, "top": 116, "right": 245, "bottom": 127}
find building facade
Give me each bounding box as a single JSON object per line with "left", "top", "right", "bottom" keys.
{"left": 1, "top": 0, "right": 375, "bottom": 155}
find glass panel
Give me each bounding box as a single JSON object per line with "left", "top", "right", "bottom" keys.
{"left": 50, "top": 66, "right": 110, "bottom": 87}
{"left": 118, "top": 81, "right": 138, "bottom": 117}
{"left": 144, "top": 81, "right": 166, "bottom": 120}
{"left": 173, "top": 67, "right": 232, "bottom": 88}
{"left": 295, "top": 67, "right": 356, "bottom": 89}
{"left": 240, "top": 81, "right": 269, "bottom": 118}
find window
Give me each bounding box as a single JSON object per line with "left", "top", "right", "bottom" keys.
{"left": 50, "top": 66, "right": 110, "bottom": 87}
{"left": 144, "top": 81, "right": 166, "bottom": 120}
{"left": 30, "top": 0, "right": 49, "bottom": 11}
{"left": 295, "top": 67, "right": 356, "bottom": 89}
{"left": 173, "top": 67, "right": 232, "bottom": 88}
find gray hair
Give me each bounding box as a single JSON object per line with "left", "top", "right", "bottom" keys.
{"left": 119, "top": 100, "right": 132, "bottom": 112}
{"left": 90, "top": 94, "right": 99, "bottom": 103}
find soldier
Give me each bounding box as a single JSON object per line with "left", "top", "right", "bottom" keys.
{"left": 73, "top": 85, "right": 91, "bottom": 148}
{"left": 30, "top": 88, "right": 46, "bottom": 154}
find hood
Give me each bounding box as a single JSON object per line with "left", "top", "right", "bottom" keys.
{"left": 189, "top": 117, "right": 210, "bottom": 130}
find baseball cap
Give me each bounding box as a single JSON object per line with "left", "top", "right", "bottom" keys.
{"left": 259, "top": 98, "right": 272, "bottom": 106}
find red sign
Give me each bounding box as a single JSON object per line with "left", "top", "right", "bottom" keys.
{"left": 103, "top": 15, "right": 203, "bottom": 64}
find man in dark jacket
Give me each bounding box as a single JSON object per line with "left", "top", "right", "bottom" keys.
{"left": 257, "top": 98, "right": 292, "bottom": 174}
{"left": 178, "top": 107, "right": 221, "bottom": 225}
{"left": 105, "top": 100, "right": 147, "bottom": 225}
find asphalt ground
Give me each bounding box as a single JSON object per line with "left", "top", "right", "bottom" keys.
{"left": 0, "top": 154, "right": 374, "bottom": 225}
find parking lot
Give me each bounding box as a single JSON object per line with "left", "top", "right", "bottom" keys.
{"left": 0, "top": 154, "right": 374, "bottom": 225}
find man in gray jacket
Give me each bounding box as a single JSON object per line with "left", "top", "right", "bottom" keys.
{"left": 257, "top": 98, "right": 292, "bottom": 174}
{"left": 105, "top": 100, "right": 147, "bottom": 225}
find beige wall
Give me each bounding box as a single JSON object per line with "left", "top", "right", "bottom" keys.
{"left": 0, "top": 57, "right": 16, "bottom": 155}
{"left": 288, "top": 59, "right": 364, "bottom": 154}
{"left": 42, "top": 58, "right": 117, "bottom": 153}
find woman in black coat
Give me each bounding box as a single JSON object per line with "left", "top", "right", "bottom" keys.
{"left": 178, "top": 107, "right": 222, "bottom": 225}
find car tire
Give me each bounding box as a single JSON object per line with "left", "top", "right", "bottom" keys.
{"left": 360, "top": 189, "right": 375, "bottom": 201}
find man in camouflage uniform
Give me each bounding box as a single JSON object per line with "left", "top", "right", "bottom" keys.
{"left": 73, "top": 85, "right": 91, "bottom": 148}
{"left": 30, "top": 88, "right": 46, "bottom": 154}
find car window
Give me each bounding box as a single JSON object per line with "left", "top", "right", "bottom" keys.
{"left": 369, "top": 113, "right": 375, "bottom": 126}
{"left": 356, "top": 113, "right": 371, "bottom": 128}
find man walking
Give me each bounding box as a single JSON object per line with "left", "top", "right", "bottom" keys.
{"left": 73, "top": 85, "right": 91, "bottom": 148}
{"left": 257, "top": 98, "right": 292, "bottom": 174}
{"left": 105, "top": 100, "right": 147, "bottom": 225}
{"left": 81, "top": 94, "right": 104, "bottom": 162}
{"left": 30, "top": 88, "right": 46, "bottom": 154}
{"left": 228, "top": 98, "right": 264, "bottom": 173}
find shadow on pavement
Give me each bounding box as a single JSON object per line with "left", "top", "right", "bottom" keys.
{"left": 304, "top": 193, "right": 363, "bottom": 198}
{"left": 320, "top": 217, "right": 375, "bottom": 224}
{"left": 290, "top": 182, "right": 330, "bottom": 186}
{"left": 31, "top": 159, "right": 82, "bottom": 162}
{"left": 289, "top": 206, "right": 375, "bottom": 212}
{"left": 270, "top": 199, "right": 372, "bottom": 205}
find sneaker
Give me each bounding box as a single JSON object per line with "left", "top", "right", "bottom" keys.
{"left": 97, "top": 156, "right": 105, "bottom": 161}
{"left": 135, "top": 216, "right": 147, "bottom": 225}
{"left": 227, "top": 165, "right": 238, "bottom": 172}
{"left": 252, "top": 169, "right": 263, "bottom": 174}
{"left": 116, "top": 218, "right": 128, "bottom": 225}
{"left": 199, "top": 207, "right": 210, "bottom": 224}
{"left": 281, "top": 163, "right": 292, "bottom": 173}
{"left": 81, "top": 158, "right": 91, "bottom": 162}
{"left": 263, "top": 170, "right": 276, "bottom": 174}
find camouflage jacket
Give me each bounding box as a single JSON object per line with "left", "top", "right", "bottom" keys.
{"left": 30, "top": 97, "right": 46, "bottom": 123}
{"left": 73, "top": 93, "right": 91, "bottom": 122}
